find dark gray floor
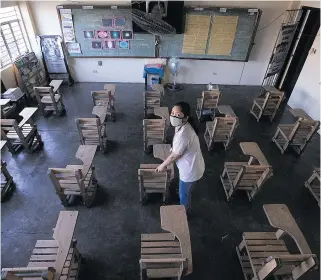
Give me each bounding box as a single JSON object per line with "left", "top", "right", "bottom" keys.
{"left": 1, "top": 83, "right": 320, "bottom": 280}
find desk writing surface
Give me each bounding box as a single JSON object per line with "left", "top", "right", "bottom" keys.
{"left": 239, "top": 142, "right": 268, "bottom": 165}
{"left": 0, "top": 99, "right": 11, "bottom": 106}
{"left": 53, "top": 211, "right": 78, "bottom": 277}
{"left": 49, "top": 80, "right": 63, "bottom": 93}
{"left": 160, "top": 205, "right": 192, "bottom": 274}
{"left": 153, "top": 144, "right": 174, "bottom": 180}
{"left": 217, "top": 105, "right": 236, "bottom": 118}
{"left": 92, "top": 106, "right": 108, "bottom": 124}
{"left": 263, "top": 204, "right": 312, "bottom": 254}
{"left": 75, "top": 145, "right": 97, "bottom": 176}
{"left": 289, "top": 108, "right": 312, "bottom": 120}
{"left": 153, "top": 107, "right": 170, "bottom": 126}
{"left": 18, "top": 107, "right": 38, "bottom": 127}
{"left": 0, "top": 140, "right": 7, "bottom": 150}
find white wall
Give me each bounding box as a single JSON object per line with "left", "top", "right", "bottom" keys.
{"left": 288, "top": 1, "right": 320, "bottom": 121}
{"left": 25, "top": 0, "right": 293, "bottom": 85}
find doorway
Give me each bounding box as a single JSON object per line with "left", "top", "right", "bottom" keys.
{"left": 262, "top": 6, "right": 320, "bottom": 100}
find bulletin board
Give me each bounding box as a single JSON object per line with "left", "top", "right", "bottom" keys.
{"left": 159, "top": 7, "right": 261, "bottom": 61}
{"left": 57, "top": 6, "right": 156, "bottom": 58}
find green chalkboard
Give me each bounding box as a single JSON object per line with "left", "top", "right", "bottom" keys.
{"left": 159, "top": 7, "right": 261, "bottom": 61}
{"left": 59, "top": 6, "right": 155, "bottom": 57}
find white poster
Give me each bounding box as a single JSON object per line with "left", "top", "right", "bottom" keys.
{"left": 67, "top": 42, "right": 82, "bottom": 54}
{"left": 60, "top": 8, "right": 76, "bottom": 43}
{"left": 41, "top": 37, "right": 67, "bottom": 73}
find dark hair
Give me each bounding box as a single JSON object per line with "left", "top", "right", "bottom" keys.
{"left": 174, "top": 101, "right": 198, "bottom": 134}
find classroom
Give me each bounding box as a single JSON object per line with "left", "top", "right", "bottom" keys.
{"left": 0, "top": 0, "right": 320, "bottom": 279}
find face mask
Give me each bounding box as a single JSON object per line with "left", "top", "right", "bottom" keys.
{"left": 170, "top": 116, "right": 185, "bottom": 127}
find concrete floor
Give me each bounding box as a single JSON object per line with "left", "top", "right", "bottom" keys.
{"left": 1, "top": 83, "right": 320, "bottom": 280}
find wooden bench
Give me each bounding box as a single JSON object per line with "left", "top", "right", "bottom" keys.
{"left": 1, "top": 108, "right": 43, "bottom": 154}
{"left": 138, "top": 164, "right": 171, "bottom": 204}
{"left": 143, "top": 91, "right": 162, "bottom": 117}
{"left": 305, "top": 168, "right": 320, "bottom": 206}
{"left": 272, "top": 110, "right": 320, "bottom": 155}
{"left": 34, "top": 87, "right": 65, "bottom": 116}
{"left": 48, "top": 145, "right": 98, "bottom": 207}
{"left": 140, "top": 205, "right": 192, "bottom": 279}
{"left": 196, "top": 90, "right": 220, "bottom": 121}
{"left": 1, "top": 140, "right": 14, "bottom": 202}
{"left": 250, "top": 86, "right": 284, "bottom": 122}
{"left": 204, "top": 117, "right": 238, "bottom": 151}
{"left": 220, "top": 142, "right": 273, "bottom": 201}
{"left": 91, "top": 89, "right": 116, "bottom": 122}
{"left": 143, "top": 119, "right": 166, "bottom": 152}
{"left": 2, "top": 211, "right": 82, "bottom": 280}
{"left": 236, "top": 204, "right": 318, "bottom": 280}
{"left": 75, "top": 118, "right": 107, "bottom": 152}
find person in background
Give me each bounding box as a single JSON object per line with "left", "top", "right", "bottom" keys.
{"left": 156, "top": 101, "right": 205, "bottom": 213}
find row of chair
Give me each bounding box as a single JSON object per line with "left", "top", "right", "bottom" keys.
{"left": 2, "top": 204, "right": 317, "bottom": 280}
{"left": 75, "top": 84, "right": 116, "bottom": 152}
{"left": 196, "top": 86, "right": 320, "bottom": 155}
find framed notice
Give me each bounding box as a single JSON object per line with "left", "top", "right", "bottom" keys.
{"left": 38, "top": 35, "right": 74, "bottom": 85}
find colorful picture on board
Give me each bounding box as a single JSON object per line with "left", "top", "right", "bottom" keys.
{"left": 110, "top": 30, "right": 121, "bottom": 40}
{"left": 92, "top": 41, "right": 102, "bottom": 49}
{"left": 83, "top": 31, "right": 95, "bottom": 39}
{"left": 96, "top": 30, "right": 109, "bottom": 39}
{"left": 102, "top": 18, "right": 113, "bottom": 27}
{"left": 119, "top": 40, "right": 130, "bottom": 49}
{"left": 114, "top": 17, "right": 126, "bottom": 27}
{"left": 121, "top": 31, "right": 133, "bottom": 40}
{"left": 105, "top": 40, "right": 116, "bottom": 49}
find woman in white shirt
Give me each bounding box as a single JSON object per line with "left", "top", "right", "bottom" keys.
{"left": 156, "top": 102, "right": 205, "bottom": 213}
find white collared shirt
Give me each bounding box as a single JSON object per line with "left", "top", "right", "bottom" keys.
{"left": 172, "top": 123, "right": 205, "bottom": 182}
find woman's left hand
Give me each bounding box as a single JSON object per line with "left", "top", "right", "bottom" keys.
{"left": 155, "top": 164, "right": 166, "bottom": 172}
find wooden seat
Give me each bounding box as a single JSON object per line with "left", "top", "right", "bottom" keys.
{"left": 196, "top": 90, "right": 220, "bottom": 121}
{"left": 220, "top": 142, "right": 272, "bottom": 201}
{"left": 34, "top": 87, "right": 65, "bottom": 116}
{"left": 91, "top": 88, "right": 116, "bottom": 122}
{"left": 2, "top": 211, "right": 81, "bottom": 280}
{"left": 140, "top": 233, "right": 184, "bottom": 279}
{"left": 143, "top": 119, "right": 166, "bottom": 152}
{"left": 1, "top": 267, "right": 56, "bottom": 279}
{"left": 48, "top": 165, "right": 98, "bottom": 207}
{"left": 140, "top": 206, "right": 192, "bottom": 279}
{"left": 272, "top": 118, "right": 320, "bottom": 155}
{"left": 144, "top": 91, "right": 162, "bottom": 117}
{"left": 250, "top": 86, "right": 284, "bottom": 122}
{"left": 75, "top": 118, "right": 107, "bottom": 152}
{"left": 138, "top": 164, "right": 171, "bottom": 204}
{"left": 0, "top": 108, "right": 43, "bottom": 154}
{"left": 204, "top": 117, "right": 238, "bottom": 151}
{"left": 236, "top": 204, "right": 318, "bottom": 280}
{"left": 305, "top": 168, "right": 320, "bottom": 206}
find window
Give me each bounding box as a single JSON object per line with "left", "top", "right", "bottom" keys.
{"left": 0, "top": 6, "right": 29, "bottom": 68}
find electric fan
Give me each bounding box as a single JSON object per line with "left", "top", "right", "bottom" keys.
{"left": 167, "top": 56, "right": 182, "bottom": 91}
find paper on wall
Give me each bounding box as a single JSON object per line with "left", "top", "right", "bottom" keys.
{"left": 182, "top": 14, "right": 211, "bottom": 55}
{"left": 67, "top": 42, "right": 82, "bottom": 54}
{"left": 207, "top": 16, "right": 238, "bottom": 55}
{"left": 60, "top": 8, "right": 76, "bottom": 43}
